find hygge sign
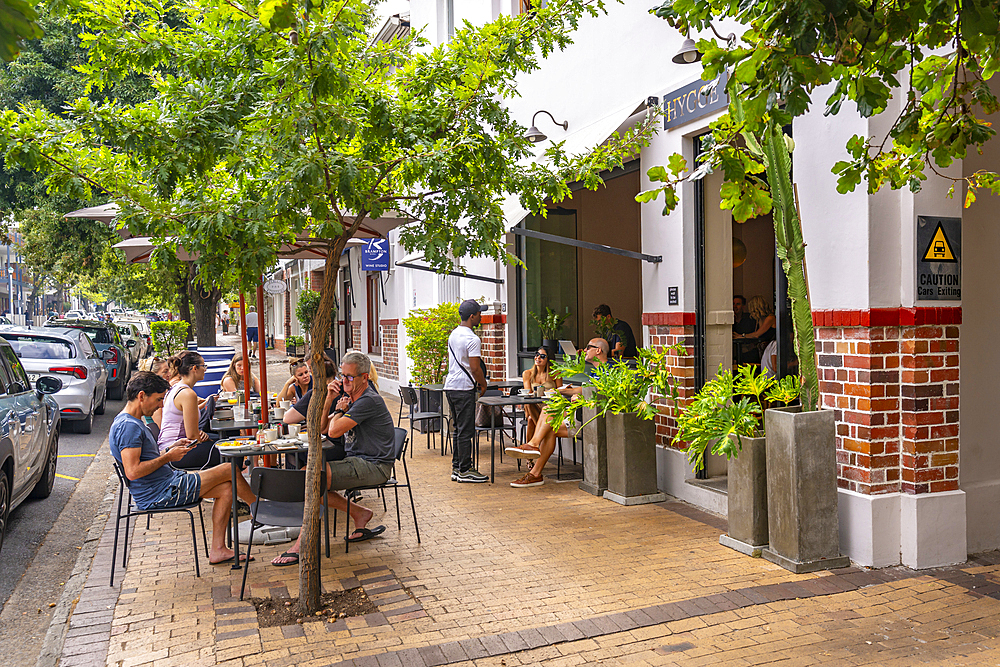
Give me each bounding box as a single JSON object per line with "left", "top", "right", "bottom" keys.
{"left": 663, "top": 72, "right": 729, "bottom": 130}
{"left": 916, "top": 215, "right": 961, "bottom": 301}
{"left": 361, "top": 238, "right": 389, "bottom": 271}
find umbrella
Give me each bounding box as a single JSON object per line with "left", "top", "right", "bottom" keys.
{"left": 111, "top": 237, "right": 200, "bottom": 263}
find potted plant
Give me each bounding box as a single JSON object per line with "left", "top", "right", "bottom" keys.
{"left": 286, "top": 335, "right": 305, "bottom": 356}
{"left": 546, "top": 345, "right": 683, "bottom": 505}
{"left": 402, "top": 302, "right": 460, "bottom": 432}
{"left": 529, "top": 307, "right": 570, "bottom": 358}
{"left": 675, "top": 365, "right": 798, "bottom": 557}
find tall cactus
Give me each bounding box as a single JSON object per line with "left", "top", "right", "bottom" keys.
{"left": 732, "top": 98, "right": 820, "bottom": 411}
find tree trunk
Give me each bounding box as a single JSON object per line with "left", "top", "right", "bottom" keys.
{"left": 188, "top": 268, "right": 221, "bottom": 347}
{"left": 176, "top": 268, "right": 193, "bottom": 342}
{"left": 298, "top": 241, "right": 344, "bottom": 615}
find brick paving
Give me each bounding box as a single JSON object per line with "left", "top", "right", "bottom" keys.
{"left": 55, "top": 391, "right": 1000, "bottom": 666}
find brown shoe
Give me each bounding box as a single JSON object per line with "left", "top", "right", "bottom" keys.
{"left": 510, "top": 471, "right": 544, "bottom": 488}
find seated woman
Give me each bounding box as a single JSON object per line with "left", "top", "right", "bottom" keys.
{"left": 156, "top": 351, "right": 219, "bottom": 469}
{"left": 739, "top": 296, "right": 776, "bottom": 352}
{"left": 148, "top": 356, "right": 177, "bottom": 428}
{"left": 277, "top": 359, "right": 312, "bottom": 402}
{"left": 221, "top": 353, "right": 261, "bottom": 395}
{"left": 520, "top": 347, "right": 561, "bottom": 441}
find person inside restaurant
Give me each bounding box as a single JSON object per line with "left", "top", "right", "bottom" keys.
{"left": 506, "top": 338, "right": 609, "bottom": 488}
{"left": 221, "top": 353, "right": 261, "bottom": 394}
{"left": 732, "top": 295, "right": 759, "bottom": 364}
{"left": 521, "top": 347, "right": 561, "bottom": 441}
{"left": 592, "top": 304, "right": 636, "bottom": 360}
{"left": 740, "top": 296, "right": 776, "bottom": 353}
{"left": 277, "top": 359, "right": 312, "bottom": 402}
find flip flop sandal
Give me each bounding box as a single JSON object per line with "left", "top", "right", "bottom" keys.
{"left": 211, "top": 554, "right": 255, "bottom": 565}
{"left": 271, "top": 552, "right": 299, "bottom": 567}
{"left": 345, "top": 525, "right": 386, "bottom": 543}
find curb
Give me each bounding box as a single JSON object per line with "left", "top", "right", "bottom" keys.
{"left": 34, "top": 443, "right": 118, "bottom": 667}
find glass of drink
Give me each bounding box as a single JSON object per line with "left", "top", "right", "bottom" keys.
{"left": 233, "top": 405, "right": 246, "bottom": 421}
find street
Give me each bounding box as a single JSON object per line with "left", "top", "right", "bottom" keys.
{"left": 0, "top": 398, "right": 123, "bottom": 666}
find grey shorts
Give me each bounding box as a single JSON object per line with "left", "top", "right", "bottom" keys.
{"left": 326, "top": 457, "right": 392, "bottom": 491}
{"left": 146, "top": 471, "right": 201, "bottom": 510}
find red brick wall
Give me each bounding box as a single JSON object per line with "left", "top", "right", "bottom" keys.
{"left": 814, "top": 308, "right": 960, "bottom": 496}
{"left": 479, "top": 314, "right": 507, "bottom": 380}
{"left": 643, "top": 312, "right": 698, "bottom": 447}
{"left": 373, "top": 319, "right": 399, "bottom": 381}
{"left": 351, "top": 321, "right": 361, "bottom": 351}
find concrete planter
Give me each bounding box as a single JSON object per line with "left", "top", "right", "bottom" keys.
{"left": 578, "top": 388, "right": 608, "bottom": 496}
{"left": 604, "top": 411, "right": 666, "bottom": 505}
{"left": 763, "top": 406, "right": 850, "bottom": 573}
{"left": 720, "top": 432, "right": 768, "bottom": 557}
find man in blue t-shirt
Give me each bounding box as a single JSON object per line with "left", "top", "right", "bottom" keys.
{"left": 110, "top": 372, "right": 256, "bottom": 565}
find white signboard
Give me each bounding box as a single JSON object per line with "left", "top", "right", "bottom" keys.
{"left": 263, "top": 279, "right": 287, "bottom": 295}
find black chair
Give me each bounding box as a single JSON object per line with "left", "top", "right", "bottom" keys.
{"left": 239, "top": 468, "right": 330, "bottom": 600}
{"left": 110, "top": 459, "right": 207, "bottom": 587}
{"left": 398, "top": 386, "right": 449, "bottom": 457}
{"left": 340, "top": 428, "right": 419, "bottom": 553}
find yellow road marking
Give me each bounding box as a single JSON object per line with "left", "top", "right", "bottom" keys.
{"left": 55, "top": 473, "right": 80, "bottom": 481}
{"left": 58, "top": 454, "right": 95, "bottom": 458}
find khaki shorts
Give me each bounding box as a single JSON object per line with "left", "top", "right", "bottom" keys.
{"left": 326, "top": 457, "right": 392, "bottom": 490}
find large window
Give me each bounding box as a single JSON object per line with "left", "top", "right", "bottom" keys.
{"left": 367, "top": 274, "right": 381, "bottom": 356}
{"left": 518, "top": 210, "right": 578, "bottom": 356}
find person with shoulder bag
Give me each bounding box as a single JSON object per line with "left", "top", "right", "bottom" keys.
{"left": 444, "top": 300, "right": 489, "bottom": 483}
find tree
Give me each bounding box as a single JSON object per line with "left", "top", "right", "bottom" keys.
{"left": 0, "top": 0, "right": 655, "bottom": 612}
{"left": 0, "top": 0, "right": 42, "bottom": 63}
{"left": 643, "top": 0, "right": 1000, "bottom": 411}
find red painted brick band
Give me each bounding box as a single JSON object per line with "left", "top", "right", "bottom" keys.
{"left": 642, "top": 312, "right": 697, "bottom": 326}
{"left": 812, "top": 307, "right": 962, "bottom": 327}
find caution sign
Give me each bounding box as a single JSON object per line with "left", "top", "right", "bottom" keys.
{"left": 916, "top": 216, "right": 961, "bottom": 301}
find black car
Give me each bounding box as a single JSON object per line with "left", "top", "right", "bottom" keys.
{"left": 44, "top": 319, "right": 135, "bottom": 400}
{"left": 0, "top": 337, "right": 63, "bottom": 553}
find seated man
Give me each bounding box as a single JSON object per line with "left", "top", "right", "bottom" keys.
{"left": 506, "top": 338, "right": 610, "bottom": 488}
{"left": 110, "top": 372, "right": 256, "bottom": 565}
{"left": 271, "top": 351, "right": 397, "bottom": 566}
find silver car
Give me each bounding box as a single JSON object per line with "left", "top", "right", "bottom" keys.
{"left": 0, "top": 326, "right": 110, "bottom": 434}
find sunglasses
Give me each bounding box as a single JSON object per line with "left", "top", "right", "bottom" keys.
{"left": 342, "top": 373, "right": 367, "bottom": 381}
{"left": 585, "top": 344, "right": 599, "bottom": 350}
{"left": 534, "top": 352, "right": 548, "bottom": 359}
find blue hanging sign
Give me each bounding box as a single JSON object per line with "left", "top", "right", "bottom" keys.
{"left": 361, "top": 239, "right": 390, "bottom": 271}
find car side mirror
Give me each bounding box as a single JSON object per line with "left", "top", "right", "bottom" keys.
{"left": 126, "top": 340, "right": 137, "bottom": 348}
{"left": 35, "top": 375, "right": 63, "bottom": 395}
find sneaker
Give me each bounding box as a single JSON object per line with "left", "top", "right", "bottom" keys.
{"left": 451, "top": 468, "right": 459, "bottom": 482}
{"left": 510, "top": 472, "right": 544, "bottom": 488}
{"left": 456, "top": 468, "right": 488, "bottom": 484}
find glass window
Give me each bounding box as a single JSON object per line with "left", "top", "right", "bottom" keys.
{"left": 79, "top": 334, "right": 99, "bottom": 359}
{"left": 3, "top": 346, "right": 30, "bottom": 391}
{"left": 367, "top": 275, "right": 382, "bottom": 355}
{"left": 69, "top": 326, "right": 113, "bottom": 344}
{"left": 519, "top": 210, "right": 578, "bottom": 351}
{"left": 1, "top": 335, "right": 74, "bottom": 360}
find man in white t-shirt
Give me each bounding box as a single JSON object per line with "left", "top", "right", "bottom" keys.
{"left": 443, "top": 299, "right": 489, "bottom": 483}
{"left": 245, "top": 306, "right": 259, "bottom": 358}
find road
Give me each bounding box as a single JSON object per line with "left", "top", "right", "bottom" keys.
{"left": 0, "top": 400, "right": 123, "bottom": 665}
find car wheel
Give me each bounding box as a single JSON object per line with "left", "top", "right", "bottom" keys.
{"left": 108, "top": 378, "right": 123, "bottom": 401}
{"left": 94, "top": 388, "right": 107, "bottom": 415}
{"left": 29, "top": 428, "right": 58, "bottom": 500}
{"left": 74, "top": 398, "right": 94, "bottom": 434}
{"left": 0, "top": 467, "right": 9, "bottom": 554}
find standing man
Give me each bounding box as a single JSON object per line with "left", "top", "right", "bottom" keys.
{"left": 444, "top": 299, "right": 489, "bottom": 483}
{"left": 592, "top": 304, "right": 637, "bottom": 360}
{"left": 221, "top": 309, "right": 230, "bottom": 335}
{"left": 245, "top": 306, "right": 259, "bottom": 358}
{"left": 110, "top": 372, "right": 256, "bottom": 564}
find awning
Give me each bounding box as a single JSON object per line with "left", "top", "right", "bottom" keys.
{"left": 64, "top": 203, "right": 131, "bottom": 240}
{"left": 112, "top": 237, "right": 200, "bottom": 263}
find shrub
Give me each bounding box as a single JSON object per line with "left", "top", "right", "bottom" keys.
{"left": 403, "top": 302, "right": 461, "bottom": 385}
{"left": 151, "top": 321, "right": 189, "bottom": 355}
{"left": 286, "top": 335, "right": 305, "bottom": 348}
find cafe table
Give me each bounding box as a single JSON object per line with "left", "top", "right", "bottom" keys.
{"left": 476, "top": 394, "right": 547, "bottom": 483}
{"left": 216, "top": 438, "right": 331, "bottom": 571}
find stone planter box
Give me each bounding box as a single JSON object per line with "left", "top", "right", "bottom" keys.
{"left": 604, "top": 411, "right": 666, "bottom": 505}
{"left": 720, "top": 432, "right": 768, "bottom": 557}
{"left": 578, "top": 388, "right": 607, "bottom": 497}
{"left": 763, "top": 406, "right": 850, "bottom": 573}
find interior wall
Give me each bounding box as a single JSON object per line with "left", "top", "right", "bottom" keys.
{"left": 959, "top": 76, "right": 1000, "bottom": 553}
{"left": 704, "top": 168, "right": 733, "bottom": 374}
{"left": 732, "top": 213, "right": 775, "bottom": 309}
{"left": 573, "top": 169, "right": 642, "bottom": 346}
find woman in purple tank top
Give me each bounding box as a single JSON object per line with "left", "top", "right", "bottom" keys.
{"left": 156, "top": 352, "right": 209, "bottom": 454}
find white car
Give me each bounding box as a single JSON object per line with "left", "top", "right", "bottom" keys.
{"left": 65, "top": 310, "right": 86, "bottom": 319}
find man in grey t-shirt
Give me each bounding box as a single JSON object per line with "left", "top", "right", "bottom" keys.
{"left": 271, "top": 351, "right": 396, "bottom": 566}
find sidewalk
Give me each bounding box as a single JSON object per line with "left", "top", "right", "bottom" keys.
{"left": 57, "top": 392, "right": 1000, "bottom": 667}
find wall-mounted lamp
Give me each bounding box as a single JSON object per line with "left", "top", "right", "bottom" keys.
{"left": 646, "top": 96, "right": 660, "bottom": 108}
{"left": 525, "top": 110, "right": 569, "bottom": 143}
{"left": 672, "top": 37, "right": 702, "bottom": 64}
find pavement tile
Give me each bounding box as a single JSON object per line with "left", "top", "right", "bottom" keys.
{"left": 479, "top": 633, "right": 510, "bottom": 656}
{"left": 375, "top": 651, "right": 405, "bottom": 667}
{"left": 518, "top": 627, "right": 548, "bottom": 650}
{"left": 416, "top": 644, "right": 448, "bottom": 666}
{"left": 280, "top": 624, "right": 305, "bottom": 639}
{"left": 458, "top": 637, "right": 490, "bottom": 659}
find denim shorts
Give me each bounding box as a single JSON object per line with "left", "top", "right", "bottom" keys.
{"left": 146, "top": 471, "right": 202, "bottom": 510}
{"left": 245, "top": 327, "right": 258, "bottom": 343}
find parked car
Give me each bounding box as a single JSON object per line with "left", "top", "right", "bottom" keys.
{"left": 65, "top": 310, "right": 85, "bottom": 319}
{"left": 44, "top": 319, "right": 133, "bottom": 400}
{"left": 0, "top": 338, "right": 62, "bottom": 553}
{"left": 0, "top": 326, "right": 110, "bottom": 433}
{"left": 115, "top": 323, "right": 146, "bottom": 365}
{"left": 114, "top": 317, "right": 152, "bottom": 356}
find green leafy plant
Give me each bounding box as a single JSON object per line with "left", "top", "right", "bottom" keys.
{"left": 295, "top": 289, "right": 336, "bottom": 346}
{"left": 150, "top": 320, "right": 189, "bottom": 355}
{"left": 590, "top": 316, "right": 618, "bottom": 342}
{"left": 675, "top": 365, "right": 801, "bottom": 471}
{"left": 529, "top": 307, "right": 570, "bottom": 341}
{"left": 403, "top": 302, "right": 461, "bottom": 385}
{"left": 286, "top": 335, "right": 305, "bottom": 349}
{"left": 544, "top": 344, "right": 686, "bottom": 432}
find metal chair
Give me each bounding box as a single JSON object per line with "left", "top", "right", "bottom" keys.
{"left": 398, "top": 386, "right": 449, "bottom": 457}
{"left": 239, "top": 468, "right": 330, "bottom": 600}
{"left": 110, "top": 459, "right": 207, "bottom": 587}
{"left": 340, "top": 428, "right": 419, "bottom": 553}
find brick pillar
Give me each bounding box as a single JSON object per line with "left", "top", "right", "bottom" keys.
{"left": 373, "top": 319, "right": 399, "bottom": 381}
{"left": 642, "top": 313, "right": 697, "bottom": 447}
{"left": 479, "top": 314, "right": 507, "bottom": 379}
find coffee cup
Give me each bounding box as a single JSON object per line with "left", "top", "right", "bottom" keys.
{"left": 280, "top": 400, "right": 292, "bottom": 409}
{"left": 264, "top": 428, "right": 278, "bottom": 443}
{"left": 298, "top": 431, "right": 309, "bottom": 442}
{"left": 288, "top": 424, "right": 300, "bottom": 437}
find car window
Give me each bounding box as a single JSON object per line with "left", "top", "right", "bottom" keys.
{"left": 1, "top": 334, "right": 75, "bottom": 360}
{"left": 79, "top": 334, "right": 99, "bottom": 359}
{"left": 70, "top": 326, "right": 113, "bottom": 344}
{"left": 2, "top": 346, "right": 31, "bottom": 391}
{"left": 0, "top": 352, "right": 10, "bottom": 395}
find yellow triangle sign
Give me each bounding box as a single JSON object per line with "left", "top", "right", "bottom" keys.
{"left": 922, "top": 223, "right": 957, "bottom": 262}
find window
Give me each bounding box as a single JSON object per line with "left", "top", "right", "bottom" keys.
{"left": 367, "top": 274, "right": 382, "bottom": 355}
{"left": 1, "top": 335, "right": 74, "bottom": 360}
{"left": 2, "top": 346, "right": 30, "bottom": 391}
{"left": 518, "top": 210, "right": 578, "bottom": 356}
